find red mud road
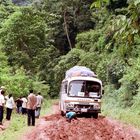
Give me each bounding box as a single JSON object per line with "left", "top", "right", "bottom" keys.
{"left": 22, "top": 104, "right": 140, "bottom": 140}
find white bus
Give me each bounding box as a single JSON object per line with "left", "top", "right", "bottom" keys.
{"left": 59, "top": 75, "right": 103, "bottom": 118}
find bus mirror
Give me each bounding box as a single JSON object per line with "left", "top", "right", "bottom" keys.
{"left": 102, "top": 89, "right": 104, "bottom": 95}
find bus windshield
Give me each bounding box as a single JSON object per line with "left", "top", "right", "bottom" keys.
{"left": 68, "top": 80, "right": 101, "bottom": 98}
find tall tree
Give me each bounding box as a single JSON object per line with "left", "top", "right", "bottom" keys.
{"left": 0, "top": 7, "right": 47, "bottom": 73}
{"left": 33, "top": 0, "right": 94, "bottom": 53}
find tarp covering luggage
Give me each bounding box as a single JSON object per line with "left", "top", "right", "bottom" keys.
{"left": 65, "top": 66, "right": 97, "bottom": 78}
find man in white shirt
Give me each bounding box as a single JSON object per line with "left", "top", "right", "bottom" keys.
{"left": 35, "top": 92, "right": 43, "bottom": 118}
{"left": 5, "top": 94, "right": 15, "bottom": 120}
{"left": 21, "top": 96, "right": 27, "bottom": 114}
{"left": 0, "top": 91, "right": 5, "bottom": 125}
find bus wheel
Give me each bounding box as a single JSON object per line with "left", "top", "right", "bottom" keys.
{"left": 93, "top": 113, "right": 98, "bottom": 119}
{"left": 61, "top": 111, "right": 65, "bottom": 116}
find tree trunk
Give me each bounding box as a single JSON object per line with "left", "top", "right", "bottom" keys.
{"left": 63, "top": 9, "right": 72, "bottom": 50}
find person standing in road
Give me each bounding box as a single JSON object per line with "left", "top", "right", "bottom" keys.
{"left": 15, "top": 96, "right": 23, "bottom": 114}
{"left": 27, "top": 90, "right": 37, "bottom": 126}
{"left": 0, "top": 86, "right": 6, "bottom": 95}
{"left": 0, "top": 91, "right": 5, "bottom": 125}
{"left": 21, "top": 96, "right": 27, "bottom": 115}
{"left": 5, "top": 94, "right": 15, "bottom": 120}
{"left": 35, "top": 92, "right": 43, "bottom": 118}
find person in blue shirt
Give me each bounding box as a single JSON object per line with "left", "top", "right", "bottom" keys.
{"left": 66, "top": 111, "right": 77, "bottom": 122}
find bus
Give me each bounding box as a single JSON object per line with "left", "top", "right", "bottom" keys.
{"left": 59, "top": 69, "right": 103, "bottom": 118}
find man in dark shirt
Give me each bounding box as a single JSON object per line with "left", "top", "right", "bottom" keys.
{"left": 27, "top": 90, "right": 37, "bottom": 126}
{"left": 15, "top": 97, "right": 23, "bottom": 114}
{"left": 0, "top": 90, "right": 5, "bottom": 125}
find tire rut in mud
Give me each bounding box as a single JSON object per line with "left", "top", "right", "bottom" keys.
{"left": 23, "top": 113, "right": 140, "bottom": 140}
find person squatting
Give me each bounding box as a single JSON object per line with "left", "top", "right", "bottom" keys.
{"left": 66, "top": 111, "right": 77, "bottom": 123}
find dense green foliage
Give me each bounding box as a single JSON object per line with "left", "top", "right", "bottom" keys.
{"left": 0, "top": 0, "right": 140, "bottom": 122}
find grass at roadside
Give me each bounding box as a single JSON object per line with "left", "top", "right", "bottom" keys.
{"left": 0, "top": 114, "right": 28, "bottom": 140}
{"left": 41, "top": 99, "right": 59, "bottom": 116}
{"left": 0, "top": 99, "right": 57, "bottom": 140}
{"left": 102, "top": 99, "right": 140, "bottom": 129}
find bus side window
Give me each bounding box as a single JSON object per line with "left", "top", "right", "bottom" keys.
{"left": 64, "top": 84, "right": 67, "bottom": 93}
{"left": 61, "top": 82, "right": 67, "bottom": 94}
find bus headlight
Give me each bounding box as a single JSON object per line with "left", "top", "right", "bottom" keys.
{"left": 94, "top": 104, "right": 100, "bottom": 109}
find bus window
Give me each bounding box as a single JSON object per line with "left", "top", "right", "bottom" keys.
{"left": 68, "top": 80, "right": 101, "bottom": 98}
{"left": 61, "top": 82, "right": 68, "bottom": 94}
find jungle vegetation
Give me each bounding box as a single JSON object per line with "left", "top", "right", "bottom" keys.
{"left": 0, "top": 0, "right": 140, "bottom": 124}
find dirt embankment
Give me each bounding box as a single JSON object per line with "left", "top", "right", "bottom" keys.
{"left": 21, "top": 104, "right": 140, "bottom": 140}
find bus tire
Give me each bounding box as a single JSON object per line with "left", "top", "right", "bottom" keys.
{"left": 93, "top": 113, "right": 98, "bottom": 119}
{"left": 61, "top": 111, "right": 65, "bottom": 116}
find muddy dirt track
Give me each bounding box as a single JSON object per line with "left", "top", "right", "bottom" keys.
{"left": 22, "top": 104, "right": 140, "bottom": 140}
